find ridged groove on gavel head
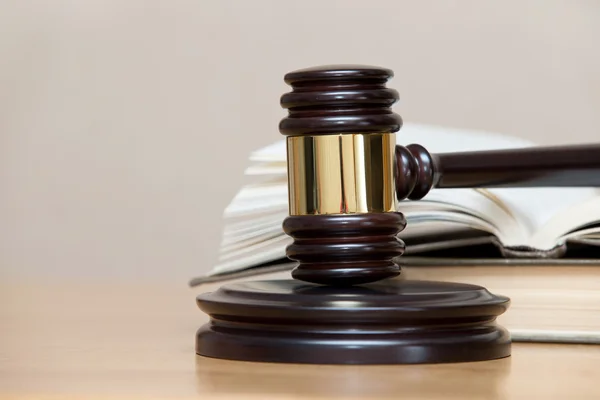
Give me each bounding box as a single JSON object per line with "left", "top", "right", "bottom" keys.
{"left": 395, "top": 144, "right": 438, "bottom": 200}
{"left": 279, "top": 65, "right": 403, "bottom": 136}
{"left": 282, "top": 213, "right": 406, "bottom": 286}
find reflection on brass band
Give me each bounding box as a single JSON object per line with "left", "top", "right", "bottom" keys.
{"left": 287, "top": 133, "right": 397, "bottom": 215}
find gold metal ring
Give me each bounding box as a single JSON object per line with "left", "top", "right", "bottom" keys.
{"left": 286, "top": 133, "right": 397, "bottom": 215}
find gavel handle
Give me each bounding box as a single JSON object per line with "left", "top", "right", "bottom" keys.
{"left": 395, "top": 143, "right": 600, "bottom": 200}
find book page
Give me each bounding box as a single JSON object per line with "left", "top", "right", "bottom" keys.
{"left": 399, "top": 189, "right": 528, "bottom": 245}
{"left": 486, "top": 187, "right": 600, "bottom": 245}
{"left": 530, "top": 196, "right": 600, "bottom": 248}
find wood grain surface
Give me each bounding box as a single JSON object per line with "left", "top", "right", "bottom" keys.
{"left": 2, "top": 278, "right": 600, "bottom": 400}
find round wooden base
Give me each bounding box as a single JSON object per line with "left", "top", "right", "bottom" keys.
{"left": 196, "top": 279, "right": 511, "bottom": 365}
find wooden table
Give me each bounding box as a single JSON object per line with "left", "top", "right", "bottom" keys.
{"left": 2, "top": 279, "right": 600, "bottom": 400}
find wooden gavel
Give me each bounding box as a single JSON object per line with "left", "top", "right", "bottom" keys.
{"left": 195, "top": 64, "right": 600, "bottom": 365}
{"left": 197, "top": 64, "right": 600, "bottom": 365}
{"left": 279, "top": 64, "right": 600, "bottom": 285}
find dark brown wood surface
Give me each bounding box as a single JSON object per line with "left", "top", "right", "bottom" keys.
{"left": 196, "top": 278, "right": 511, "bottom": 364}
{"left": 396, "top": 143, "right": 600, "bottom": 200}
{"left": 283, "top": 213, "right": 405, "bottom": 285}
{"left": 279, "top": 64, "right": 402, "bottom": 136}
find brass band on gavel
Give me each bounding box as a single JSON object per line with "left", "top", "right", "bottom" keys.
{"left": 286, "top": 133, "right": 397, "bottom": 216}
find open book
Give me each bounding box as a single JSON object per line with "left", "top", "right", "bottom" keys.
{"left": 212, "top": 123, "right": 600, "bottom": 277}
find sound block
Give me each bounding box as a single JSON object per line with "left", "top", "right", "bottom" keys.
{"left": 196, "top": 279, "right": 511, "bottom": 365}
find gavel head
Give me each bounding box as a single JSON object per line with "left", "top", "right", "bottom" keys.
{"left": 279, "top": 65, "right": 409, "bottom": 286}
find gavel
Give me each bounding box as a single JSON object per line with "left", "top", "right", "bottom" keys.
{"left": 280, "top": 64, "right": 600, "bottom": 285}
{"left": 195, "top": 65, "right": 600, "bottom": 365}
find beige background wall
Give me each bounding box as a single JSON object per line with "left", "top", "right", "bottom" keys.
{"left": 1, "top": 0, "right": 599, "bottom": 283}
